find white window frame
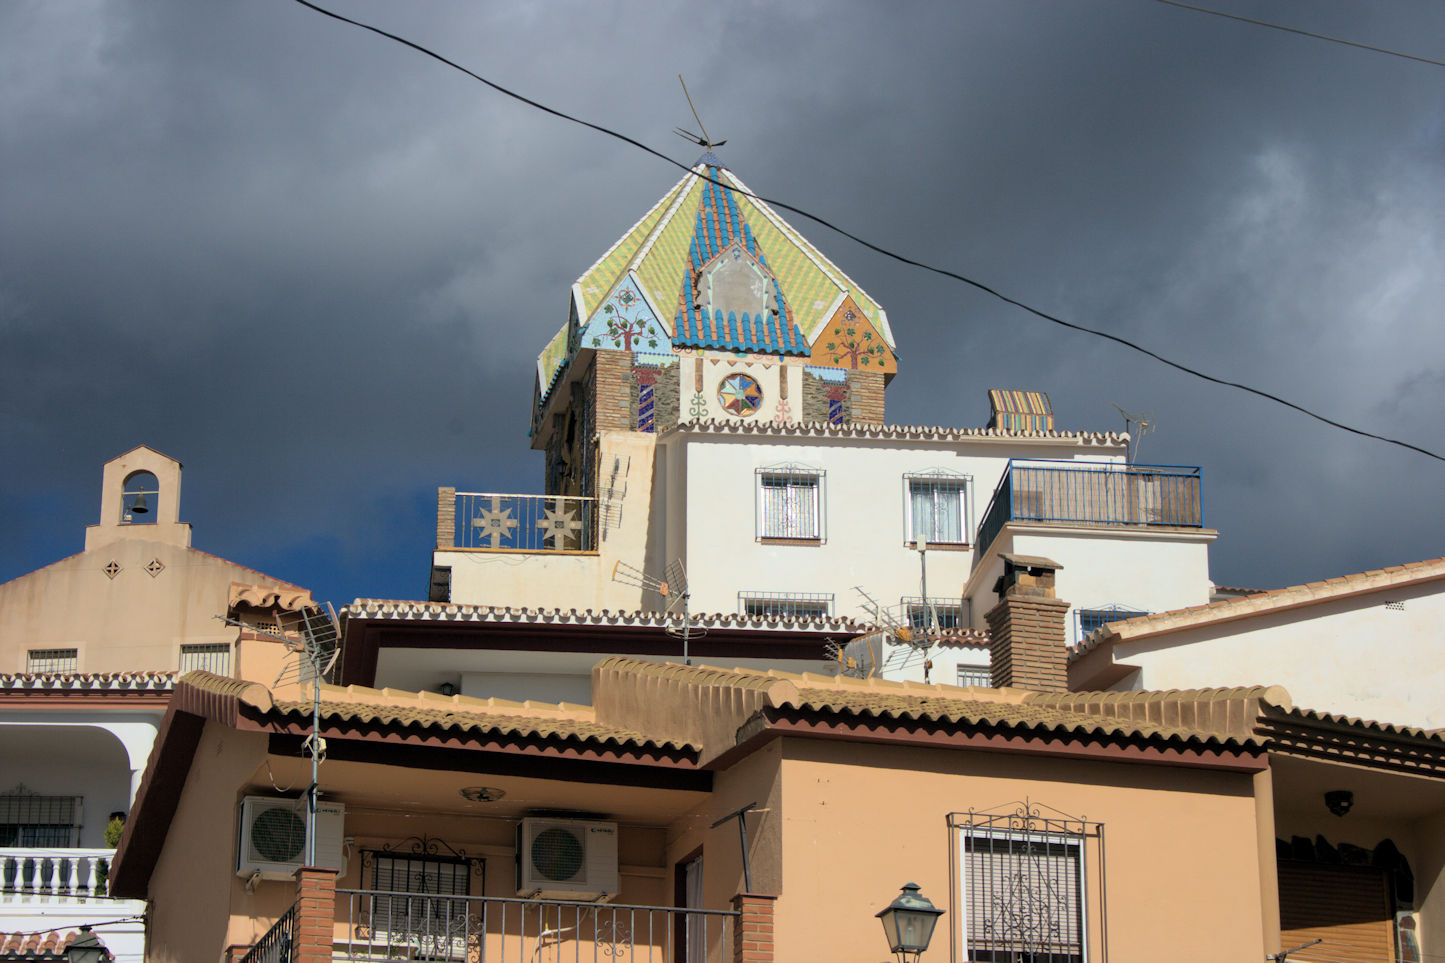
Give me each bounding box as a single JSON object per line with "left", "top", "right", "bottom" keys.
{"left": 900, "top": 596, "right": 967, "bottom": 634}
{"left": 756, "top": 466, "right": 824, "bottom": 541}
{"left": 903, "top": 470, "right": 972, "bottom": 546}
{"left": 739, "top": 592, "right": 834, "bottom": 619}
{"left": 957, "top": 826, "right": 1089, "bottom": 963}
{"left": 955, "top": 664, "right": 991, "bottom": 687}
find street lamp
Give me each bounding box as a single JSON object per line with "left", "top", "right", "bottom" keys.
{"left": 876, "top": 882, "right": 944, "bottom": 963}
{"left": 65, "top": 925, "right": 109, "bottom": 963}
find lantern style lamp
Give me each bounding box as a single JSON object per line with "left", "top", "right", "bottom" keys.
{"left": 66, "top": 925, "right": 109, "bottom": 963}
{"left": 876, "top": 882, "right": 944, "bottom": 962}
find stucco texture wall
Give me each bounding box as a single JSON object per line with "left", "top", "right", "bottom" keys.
{"left": 770, "top": 738, "right": 1265, "bottom": 963}
{"left": 1115, "top": 580, "right": 1445, "bottom": 729}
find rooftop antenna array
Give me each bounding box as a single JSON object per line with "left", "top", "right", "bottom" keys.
{"left": 216, "top": 602, "right": 339, "bottom": 868}
{"left": 835, "top": 587, "right": 926, "bottom": 679}
{"left": 597, "top": 455, "right": 631, "bottom": 540}
{"left": 674, "top": 75, "right": 727, "bottom": 150}
{"left": 1111, "top": 402, "right": 1155, "bottom": 464}
{"left": 611, "top": 559, "right": 704, "bottom": 665}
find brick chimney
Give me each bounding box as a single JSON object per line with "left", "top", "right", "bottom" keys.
{"left": 986, "top": 554, "right": 1068, "bottom": 692}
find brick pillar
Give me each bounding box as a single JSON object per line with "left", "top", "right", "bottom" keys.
{"left": 593, "top": 350, "right": 635, "bottom": 431}
{"left": 845, "top": 370, "right": 886, "bottom": 424}
{"left": 293, "top": 866, "right": 338, "bottom": 963}
{"left": 732, "top": 893, "right": 776, "bottom": 963}
{"left": 986, "top": 555, "right": 1068, "bottom": 692}
{"left": 436, "top": 486, "right": 456, "bottom": 548}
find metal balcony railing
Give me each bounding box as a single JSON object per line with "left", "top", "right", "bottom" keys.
{"left": 335, "top": 890, "right": 736, "bottom": 962}
{"left": 976, "top": 459, "right": 1203, "bottom": 557}
{"left": 0, "top": 848, "right": 112, "bottom": 901}
{"left": 240, "top": 901, "right": 296, "bottom": 963}
{"left": 451, "top": 492, "right": 598, "bottom": 553}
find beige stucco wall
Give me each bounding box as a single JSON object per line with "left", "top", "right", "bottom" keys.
{"left": 441, "top": 431, "right": 657, "bottom": 611}
{"left": 0, "top": 448, "right": 301, "bottom": 676}
{"left": 766, "top": 738, "right": 1266, "bottom": 963}
{"left": 144, "top": 722, "right": 272, "bottom": 963}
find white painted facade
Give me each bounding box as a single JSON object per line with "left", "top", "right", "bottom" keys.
{"left": 1077, "top": 570, "right": 1445, "bottom": 729}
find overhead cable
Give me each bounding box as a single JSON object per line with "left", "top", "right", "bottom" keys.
{"left": 289, "top": 0, "right": 1445, "bottom": 463}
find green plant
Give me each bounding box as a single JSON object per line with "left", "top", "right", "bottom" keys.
{"left": 104, "top": 816, "right": 125, "bottom": 849}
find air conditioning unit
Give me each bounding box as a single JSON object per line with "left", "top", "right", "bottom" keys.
{"left": 236, "top": 795, "right": 345, "bottom": 880}
{"left": 516, "top": 817, "right": 619, "bottom": 900}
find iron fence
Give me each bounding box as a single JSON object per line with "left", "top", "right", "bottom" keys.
{"left": 453, "top": 493, "right": 598, "bottom": 553}
{"left": 241, "top": 901, "right": 296, "bottom": 963}
{"left": 738, "top": 591, "right": 834, "bottom": 620}
{"left": 977, "top": 460, "right": 1202, "bottom": 557}
{"left": 336, "top": 890, "right": 736, "bottom": 963}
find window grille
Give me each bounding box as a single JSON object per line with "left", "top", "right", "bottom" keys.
{"left": 901, "top": 596, "right": 967, "bottom": 633}
{"left": 25, "top": 648, "right": 78, "bottom": 674}
{"left": 179, "top": 643, "right": 231, "bottom": 676}
{"left": 739, "top": 591, "right": 834, "bottom": 619}
{"left": 1073, "top": 606, "right": 1147, "bottom": 643}
{"left": 950, "top": 805, "right": 1104, "bottom": 963}
{"left": 0, "top": 789, "right": 83, "bottom": 848}
{"left": 956, "top": 664, "right": 992, "bottom": 687}
{"left": 366, "top": 849, "right": 477, "bottom": 960}
{"left": 756, "top": 467, "right": 824, "bottom": 540}
{"left": 904, "top": 471, "right": 971, "bottom": 545}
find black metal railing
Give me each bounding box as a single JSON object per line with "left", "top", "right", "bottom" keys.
{"left": 976, "top": 460, "right": 1203, "bottom": 557}
{"left": 336, "top": 890, "right": 736, "bottom": 962}
{"left": 241, "top": 902, "right": 296, "bottom": 963}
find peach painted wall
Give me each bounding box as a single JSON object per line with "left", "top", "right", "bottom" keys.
{"left": 770, "top": 738, "right": 1266, "bottom": 963}
{"left": 143, "top": 723, "right": 272, "bottom": 963}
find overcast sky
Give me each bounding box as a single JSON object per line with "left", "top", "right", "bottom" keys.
{"left": 2, "top": 1, "right": 1442, "bottom": 609}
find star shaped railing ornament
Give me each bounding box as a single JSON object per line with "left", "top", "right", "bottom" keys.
{"left": 472, "top": 496, "right": 518, "bottom": 548}
{"left": 536, "top": 502, "right": 582, "bottom": 549}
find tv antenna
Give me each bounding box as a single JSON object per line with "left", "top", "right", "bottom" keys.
{"left": 674, "top": 75, "right": 727, "bottom": 150}
{"left": 1111, "top": 403, "right": 1155, "bottom": 464}
{"left": 611, "top": 559, "right": 705, "bottom": 665}
{"left": 216, "top": 602, "right": 339, "bottom": 867}
{"left": 836, "top": 588, "right": 929, "bottom": 680}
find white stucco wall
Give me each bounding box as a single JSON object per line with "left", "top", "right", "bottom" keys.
{"left": 668, "top": 432, "right": 1131, "bottom": 621}
{"left": 1112, "top": 579, "right": 1445, "bottom": 729}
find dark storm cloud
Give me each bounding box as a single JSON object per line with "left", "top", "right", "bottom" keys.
{"left": 2, "top": 0, "right": 1442, "bottom": 606}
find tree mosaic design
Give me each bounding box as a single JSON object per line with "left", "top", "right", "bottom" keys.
{"left": 583, "top": 278, "right": 668, "bottom": 353}
{"left": 809, "top": 298, "right": 897, "bottom": 374}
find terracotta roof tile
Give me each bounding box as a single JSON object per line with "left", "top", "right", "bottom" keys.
{"left": 660, "top": 419, "right": 1128, "bottom": 447}
{"left": 341, "top": 600, "right": 865, "bottom": 633}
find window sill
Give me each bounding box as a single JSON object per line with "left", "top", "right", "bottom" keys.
{"left": 905, "top": 540, "right": 971, "bottom": 551}
{"left": 758, "top": 536, "right": 825, "bottom": 546}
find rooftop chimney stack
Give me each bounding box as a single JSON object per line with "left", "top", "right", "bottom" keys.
{"left": 987, "top": 554, "right": 1068, "bottom": 692}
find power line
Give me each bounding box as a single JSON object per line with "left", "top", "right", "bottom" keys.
{"left": 289, "top": 0, "right": 1445, "bottom": 464}
{"left": 1154, "top": 0, "right": 1445, "bottom": 69}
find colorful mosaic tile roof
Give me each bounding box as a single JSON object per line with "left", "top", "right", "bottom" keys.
{"left": 565, "top": 160, "right": 891, "bottom": 352}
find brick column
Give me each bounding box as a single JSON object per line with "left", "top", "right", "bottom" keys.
{"left": 293, "top": 866, "right": 338, "bottom": 963}
{"left": 436, "top": 486, "right": 456, "bottom": 548}
{"left": 732, "top": 893, "right": 776, "bottom": 963}
{"left": 986, "top": 594, "right": 1070, "bottom": 691}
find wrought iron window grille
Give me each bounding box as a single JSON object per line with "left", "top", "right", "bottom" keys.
{"left": 755, "top": 465, "right": 825, "bottom": 542}
{"left": 25, "top": 648, "right": 79, "bottom": 674}
{"left": 361, "top": 836, "right": 484, "bottom": 961}
{"left": 949, "top": 801, "right": 1106, "bottom": 963}
{"left": 738, "top": 591, "right": 834, "bottom": 620}
{"left": 903, "top": 470, "right": 972, "bottom": 545}
{"left": 179, "top": 643, "right": 231, "bottom": 676}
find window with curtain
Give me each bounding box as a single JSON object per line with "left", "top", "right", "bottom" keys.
{"left": 905, "top": 473, "right": 970, "bottom": 545}
{"left": 757, "top": 469, "right": 823, "bottom": 540}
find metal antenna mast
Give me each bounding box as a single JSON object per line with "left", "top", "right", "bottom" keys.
{"left": 612, "top": 559, "right": 703, "bottom": 665}
{"left": 1111, "top": 402, "right": 1155, "bottom": 464}
{"left": 216, "top": 602, "right": 339, "bottom": 867}
{"left": 674, "top": 75, "right": 727, "bottom": 150}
